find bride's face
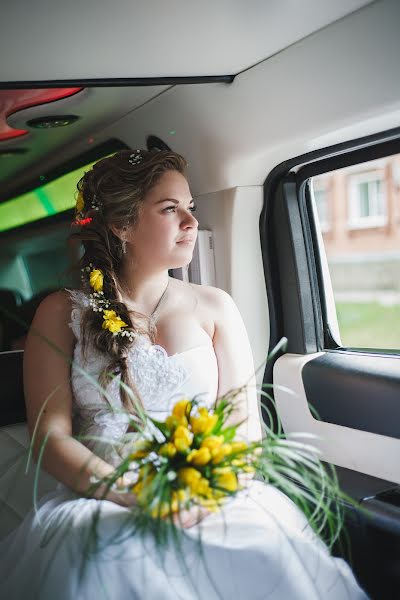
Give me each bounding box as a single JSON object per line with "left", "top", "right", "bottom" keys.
{"left": 125, "top": 170, "right": 198, "bottom": 270}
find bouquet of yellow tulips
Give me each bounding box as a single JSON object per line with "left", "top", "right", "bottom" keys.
{"left": 86, "top": 393, "right": 346, "bottom": 550}
{"left": 124, "top": 398, "right": 255, "bottom": 519}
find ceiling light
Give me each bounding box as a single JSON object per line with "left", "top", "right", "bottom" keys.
{"left": 0, "top": 148, "right": 28, "bottom": 157}
{"left": 26, "top": 115, "right": 80, "bottom": 129}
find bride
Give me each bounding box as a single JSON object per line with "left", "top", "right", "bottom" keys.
{"left": 0, "top": 149, "right": 368, "bottom": 599}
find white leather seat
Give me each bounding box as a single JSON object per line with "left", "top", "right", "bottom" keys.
{"left": 0, "top": 423, "right": 58, "bottom": 540}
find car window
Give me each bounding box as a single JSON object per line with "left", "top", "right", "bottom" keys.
{"left": 311, "top": 154, "right": 400, "bottom": 351}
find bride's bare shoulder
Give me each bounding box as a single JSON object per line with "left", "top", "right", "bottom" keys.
{"left": 175, "top": 279, "right": 233, "bottom": 317}
{"left": 30, "top": 290, "right": 74, "bottom": 332}
{"left": 35, "top": 289, "right": 72, "bottom": 314}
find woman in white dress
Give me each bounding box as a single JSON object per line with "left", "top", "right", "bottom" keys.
{"left": 0, "top": 149, "right": 368, "bottom": 599}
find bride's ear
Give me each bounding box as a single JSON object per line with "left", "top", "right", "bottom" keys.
{"left": 110, "top": 224, "right": 127, "bottom": 243}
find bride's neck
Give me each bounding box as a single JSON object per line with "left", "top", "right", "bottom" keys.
{"left": 117, "top": 266, "right": 170, "bottom": 314}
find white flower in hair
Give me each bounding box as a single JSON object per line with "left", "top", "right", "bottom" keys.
{"left": 128, "top": 150, "right": 143, "bottom": 166}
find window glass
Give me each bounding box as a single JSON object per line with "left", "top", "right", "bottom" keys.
{"left": 348, "top": 170, "right": 386, "bottom": 228}
{"left": 0, "top": 153, "right": 114, "bottom": 233}
{"left": 313, "top": 179, "right": 330, "bottom": 232}
{"left": 311, "top": 155, "right": 400, "bottom": 351}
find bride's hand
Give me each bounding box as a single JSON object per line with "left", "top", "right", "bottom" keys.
{"left": 109, "top": 489, "right": 138, "bottom": 508}
{"left": 97, "top": 475, "right": 138, "bottom": 508}
{"left": 171, "top": 505, "right": 211, "bottom": 529}
{"left": 238, "top": 471, "right": 255, "bottom": 488}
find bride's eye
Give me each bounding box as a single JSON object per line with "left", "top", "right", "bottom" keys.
{"left": 163, "top": 204, "right": 197, "bottom": 213}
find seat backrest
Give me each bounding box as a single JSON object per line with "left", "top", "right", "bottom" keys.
{"left": 0, "top": 289, "right": 21, "bottom": 351}
{"left": 0, "top": 350, "right": 26, "bottom": 426}
{"left": 0, "top": 350, "right": 58, "bottom": 540}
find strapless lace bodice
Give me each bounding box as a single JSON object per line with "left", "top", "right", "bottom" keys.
{"left": 68, "top": 290, "right": 219, "bottom": 464}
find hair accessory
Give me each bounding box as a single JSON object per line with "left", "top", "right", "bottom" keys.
{"left": 73, "top": 190, "right": 85, "bottom": 224}
{"left": 90, "top": 193, "right": 102, "bottom": 211}
{"left": 82, "top": 265, "right": 136, "bottom": 340}
{"left": 128, "top": 150, "right": 143, "bottom": 166}
{"left": 73, "top": 190, "right": 101, "bottom": 226}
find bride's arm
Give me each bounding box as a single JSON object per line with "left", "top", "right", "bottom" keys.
{"left": 208, "top": 287, "right": 263, "bottom": 443}
{"left": 24, "top": 291, "right": 135, "bottom": 507}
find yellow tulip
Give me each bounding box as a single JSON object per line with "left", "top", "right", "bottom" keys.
{"left": 166, "top": 414, "right": 187, "bottom": 431}
{"left": 173, "top": 425, "right": 193, "bottom": 453}
{"left": 194, "top": 477, "right": 212, "bottom": 497}
{"left": 174, "top": 438, "right": 191, "bottom": 453}
{"left": 151, "top": 501, "right": 171, "bottom": 519}
{"left": 89, "top": 269, "right": 103, "bottom": 292}
{"left": 214, "top": 469, "right": 238, "bottom": 493}
{"left": 159, "top": 442, "right": 177, "bottom": 458}
{"left": 132, "top": 482, "right": 143, "bottom": 499}
{"left": 129, "top": 440, "right": 153, "bottom": 460}
{"left": 243, "top": 465, "right": 255, "bottom": 473}
{"left": 230, "top": 441, "right": 249, "bottom": 453}
{"left": 187, "top": 447, "right": 212, "bottom": 466}
{"left": 171, "top": 489, "right": 188, "bottom": 512}
{"left": 200, "top": 435, "right": 224, "bottom": 452}
{"left": 190, "top": 407, "right": 218, "bottom": 435}
{"left": 178, "top": 467, "right": 202, "bottom": 489}
{"left": 232, "top": 459, "right": 246, "bottom": 468}
{"left": 211, "top": 443, "right": 232, "bottom": 464}
{"left": 133, "top": 467, "right": 158, "bottom": 503}
{"left": 172, "top": 399, "right": 191, "bottom": 419}
{"left": 198, "top": 497, "right": 221, "bottom": 512}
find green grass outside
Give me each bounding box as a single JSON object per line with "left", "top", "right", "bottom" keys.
{"left": 336, "top": 302, "right": 400, "bottom": 351}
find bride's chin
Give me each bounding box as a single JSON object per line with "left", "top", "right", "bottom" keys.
{"left": 169, "top": 255, "right": 193, "bottom": 270}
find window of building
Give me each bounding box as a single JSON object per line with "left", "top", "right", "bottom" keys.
{"left": 347, "top": 170, "right": 387, "bottom": 229}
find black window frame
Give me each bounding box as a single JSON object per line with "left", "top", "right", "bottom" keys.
{"left": 260, "top": 126, "right": 400, "bottom": 408}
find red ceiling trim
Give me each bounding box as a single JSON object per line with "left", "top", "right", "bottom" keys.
{"left": 0, "top": 88, "right": 83, "bottom": 142}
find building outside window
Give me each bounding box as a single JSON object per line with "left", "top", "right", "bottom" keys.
{"left": 347, "top": 170, "right": 387, "bottom": 229}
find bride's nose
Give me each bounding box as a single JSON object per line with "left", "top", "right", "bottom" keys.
{"left": 181, "top": 211, "right": 198, "bottom": 229}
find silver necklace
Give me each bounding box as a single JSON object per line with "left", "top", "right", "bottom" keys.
{"left": 148, "top": 278, "right": 170, "bottom": 326}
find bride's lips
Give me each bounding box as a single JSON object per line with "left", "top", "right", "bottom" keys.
{"left": 176, "top": 237, "right": 195, "bottom": 245}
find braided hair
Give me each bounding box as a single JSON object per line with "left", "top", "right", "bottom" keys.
{"left": 70, "top": 149, "right": 188, "bottom": 415}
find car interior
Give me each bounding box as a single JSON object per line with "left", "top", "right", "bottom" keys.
{"left": 1, "top": 1, "right": 400, "bottom": 598}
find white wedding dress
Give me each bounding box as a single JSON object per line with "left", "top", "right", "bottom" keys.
{"left": 0, "top": 291, "right": 368, "bottom": 600}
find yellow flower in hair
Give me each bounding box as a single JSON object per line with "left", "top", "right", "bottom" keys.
{"left": 89, "top": 269, "right": 104, "bottom": 292}
{"left": 102, "top": 310, "right": 128, "bottom": 333}
{"left": 75, "top": 191, "right": 84, "bottom": 214}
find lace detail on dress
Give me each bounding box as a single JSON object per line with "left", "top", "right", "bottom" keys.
{"left": 125, "top": 336, "right": 191, "bottom": 413}
{"left": 67, "top": 289, "right": 193, "bottom": 463}
{"left": 67, "top": 288, "right": 89, "bottom": 339}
